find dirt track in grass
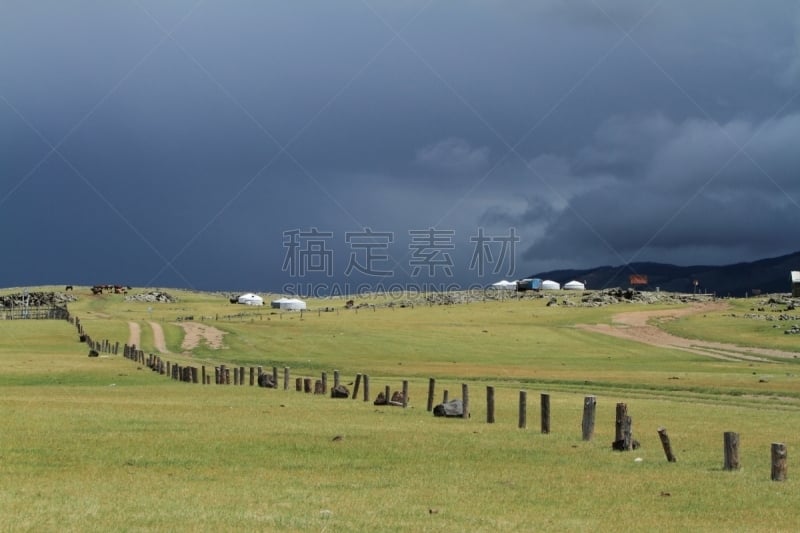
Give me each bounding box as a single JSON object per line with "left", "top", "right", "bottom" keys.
{"left": 175, "top": 322, "right": 226, "bottom": 353}
{"left": 577, "top": 302, "right": 800, "bottom": 362}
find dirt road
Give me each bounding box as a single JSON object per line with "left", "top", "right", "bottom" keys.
{"left": 578, "top": 302, "right": 799, "bottom": 362}
{"left": 127, "top": 321, "right": 170, "bottom": 353}
{"left": 148, "top": 321, "right": 170, "bottom": 354}
{"left": 127, "top": 321, "right": 141, "bottom": 348}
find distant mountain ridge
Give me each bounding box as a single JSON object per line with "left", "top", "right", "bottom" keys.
{"left": 529, "top": 250, "right": 800, "bottom": 296}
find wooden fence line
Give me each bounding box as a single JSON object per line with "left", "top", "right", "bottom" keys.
{"left": 70, "top": 313, "right": 791, "bottom": 480}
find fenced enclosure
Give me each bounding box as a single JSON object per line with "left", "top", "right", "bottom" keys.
{"left": 1, "top": 303, "right": 69, "bottom": 320}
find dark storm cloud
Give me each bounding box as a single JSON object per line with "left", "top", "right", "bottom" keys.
{"left": 510, "top": 113, "right": 800, "bottom": 267}
{"left": 2, "top": 1, "right": 800, "bottom": 290}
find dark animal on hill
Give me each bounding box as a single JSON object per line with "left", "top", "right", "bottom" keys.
{"left": 65, "top": 285, "right": 73, "bottom": 291}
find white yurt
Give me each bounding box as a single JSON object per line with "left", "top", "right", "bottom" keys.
{"left": 541, "top": 280, "right": 561, "bottom": 290}
{"left": 491, "top": 280, "right": 517, "bottom": 290}
{"left": 271, "top": 297, "right": 307, "bottom": 311}
{"left": 564, "top": 280, "right": 586, "bottom": 290}
{"left": 237, "top": 293, "right": 264, "bottom": 306}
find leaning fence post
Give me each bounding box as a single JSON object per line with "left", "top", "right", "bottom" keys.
{"left": 724, "top": 431, "right": 740, "bottom": 471}
{"left": 352, "top": 373, "right": 361, "bottom": 400}
{"left": 518, "top": 390, "right": 527, "bottom": 429}
{"left": 486, "top": 386, "right": 495, "bottom": 423}
{"left": 462, "top": 384, "right": 470, "bottom": 419}
{"left": 771, "top": 442, "right": 787, "bottom": 481}
{"left": 657, "top": 427, "right": 677, "bottom": 462}
{"left": 541, "top": 393, "right": 550, "bottom": 434}
{"left": 427, "top": 378, "right": 435, "bottom": 412}
{"left": 582, "top": 395, "right": 596, "bottom": 441}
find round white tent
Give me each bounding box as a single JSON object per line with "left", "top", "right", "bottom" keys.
{"left": 541, "top": 280, "right": 561, "bottom": 290}
{"left": 564, "top": 280, "right": 586, "bottom": 290}
{"left": 491, "top": 280, "right": 517, "bottom": 290}
{"left": 237, "top": 293, "right": 264, "bottom": 306}
{"left": 271, "top": 297, "right": 307, "bottom": 311}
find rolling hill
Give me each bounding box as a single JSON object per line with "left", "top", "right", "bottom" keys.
{"left": 530, "top": 250, "right": 800, "bottom": 296}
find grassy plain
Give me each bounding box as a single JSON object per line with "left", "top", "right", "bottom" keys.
{"left": 1, "top": 286, "right": 800, "bottom": 531}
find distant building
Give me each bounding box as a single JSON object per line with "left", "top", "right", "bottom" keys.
{"left": 791, "top": 272, "right": 800, "bottom": 297}
{"left": 629, "top": 274, "right": 648, "bottom": 287}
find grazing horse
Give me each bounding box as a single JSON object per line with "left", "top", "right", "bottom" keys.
{"left": 65, "top": 285, "right": 73, "bottom": 291}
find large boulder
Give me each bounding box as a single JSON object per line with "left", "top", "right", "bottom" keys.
{"left": 257, "top": 374, "right": 276, "bottom": 388}
{"left": 433, "top": 399, "right": 464, "bottom": 417}
{"left": 331, "top": 384, "right": 350, "bottom": 398}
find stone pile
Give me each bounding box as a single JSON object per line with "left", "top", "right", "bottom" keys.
{"left": 578, "top": 288, "right": 715, "bottom": 307}
{"left": 124, "top": 291, "right": 177, "bottom": 303}
{"left": 785, "top": 324, "right": 800, "bottom": 335}
{"left": 0, "top": 291, "right": 77, "bottom": 308}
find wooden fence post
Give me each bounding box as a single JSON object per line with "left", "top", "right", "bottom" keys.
{"left": 321, "top": 372, "right": 327, "bottom": 395}
{"left": 518, "top": 390, "right": 527, "bottom": 429}
{"left": 201, "top": 366, "right": 206, "bottom": 385}
{"left": 295, "top": 377, "right": 302, "bottom": 392}
{"left": 614, "top": 403, "right": 632, "bottom": 451}
{"left": 657, "top": 427, "right": 677, "bottom": 462}
{"left": 724, "top": 431, "right": 740, "bottom": 471}
{"left": 582, "top": 396, "right": 596, "bottom": 441}
{"left": 771, "top": 442, "right": 787, "bottom": 481}
{"left": 402, "top": 380, "right": 409, "bottom": 408}
{"left": 303, "top": 378, "right": 312, "bottom": 393}
{"left": 427, "top": 378, "right": 435, "bottom": 412}
{"left": 443, "top": 389, "right": 449, "bottom": 404}
{"left": 284, "top": 367, "right": 290, "bottom": 390}
{"left": 541, "top": 393, "right": 550, "bottom": 434}
{"left": 352, "top": 373, "right": 361, "bottom": 400}
{"left": 272, "top": 367, "right": 278, "bottom": 388}
{"left": 333, "top": 370, "right": 340, "bottom": 390}
{"left": 363, "top": 374, "right": 370, "bottom": 402}
{"left": 462, "top": 384, "right": 470, "bottom": 420}
{"left": 486, "top": 386, "right": 495, "bottom": 423}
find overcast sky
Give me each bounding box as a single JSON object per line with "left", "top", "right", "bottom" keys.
{"left": 2, "top": 1, "right": 800, "bottom": 293}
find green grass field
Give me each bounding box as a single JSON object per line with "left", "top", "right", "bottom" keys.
{"left": 2, "top": 286, "right": 799, "bottom": 531}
